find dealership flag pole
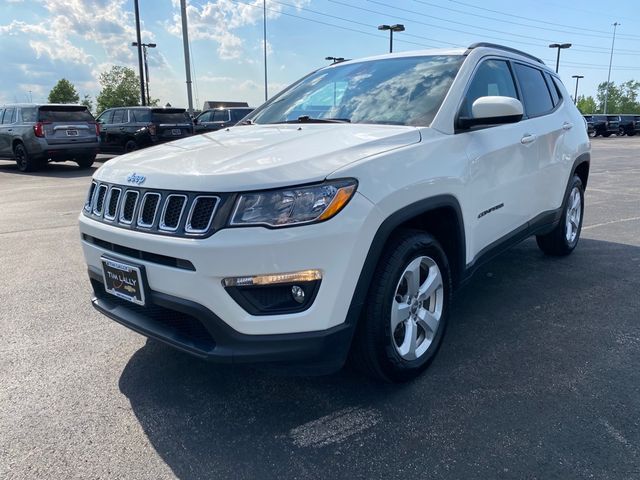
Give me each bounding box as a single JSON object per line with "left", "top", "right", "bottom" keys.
{"left": 180, "top": 0, "right": 195, "bottom": 115}
{"left": 133, "top": 0, "right": 146, "bottom": 106}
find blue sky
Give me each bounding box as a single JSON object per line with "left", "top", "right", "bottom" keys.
{"left": 1, "top": 0, "right": 639, "bottom": 110}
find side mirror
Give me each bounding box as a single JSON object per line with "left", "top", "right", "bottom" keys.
{"left": 457, "top": 96, "right": 523, "bottom": 130}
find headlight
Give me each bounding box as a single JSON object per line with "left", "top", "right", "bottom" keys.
{"left": 230, "top": 179, "right": 357, "bottom": 227}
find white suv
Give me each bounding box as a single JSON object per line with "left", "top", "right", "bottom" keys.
{"left": 79, "top": 43, "right": 590, "bottom": 381}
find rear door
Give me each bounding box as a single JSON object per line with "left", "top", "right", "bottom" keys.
{"left": 109, "top": 109, "right": 128, "bottom": 150}
{"left": 151, "top": 109, "right": 193, "bottom": 140}
{"left": 512, "top": 64, "right": 569, "bottom": 216}
{"left": 38, "top": 106, "right": 97, "bottom": 146}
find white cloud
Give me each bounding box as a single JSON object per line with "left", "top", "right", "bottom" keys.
{"left": 166, "top": 0, "right": 309, "bottom": 60}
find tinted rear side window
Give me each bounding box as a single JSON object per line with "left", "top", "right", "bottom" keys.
{"left": 111, "top": 109, "right": 127, "bottom": 124}
{"left": 38, "top": 106, "right": 94, "bottom": 122}
{"left": 151, "top": 110, "right": 191, "bottom": 123}
{"left": 513, "top": 63, "right": 554, "bottom": 117}
{"left": 130, "top": 109, "right": 151, "bottom": 122}
{"left": 232, "top": 109, "right": 253, "bottom": 121}
{"left": 21, "top": 107, "right": 37, "bottom": 122}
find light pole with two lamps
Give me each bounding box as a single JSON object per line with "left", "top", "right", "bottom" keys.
{"left": 548, "top": 43, "right": 571, "bottom": 73}
{"left": 378, "top": 24, "right": 405, "bottom": 53}
{"left": 131, "top": 41, "right": 156, "bottom": 105}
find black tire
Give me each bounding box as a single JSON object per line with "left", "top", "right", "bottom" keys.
{"left": 14, "top": 143, "right": 39, "bottom": 172}
{"left": 124, "top": 140, "right": 138, "bottom": 153}
{"left": 602, "top": 132, "right": 612, "bottom": 137}
{"left": 76, "top": 155, "right": 96, "bottom": 169}
{"left": 627, "top": 132, "right": 636, "bottom": 137}
{"left": 350, "top": 230, "right": 451, "bottom": 382}
{"left": 536, "top": 175, "right": 584, "bottom": 256}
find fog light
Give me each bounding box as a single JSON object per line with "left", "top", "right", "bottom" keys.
{"left": 291, "top": 285, "right": 305, "bottom": 303}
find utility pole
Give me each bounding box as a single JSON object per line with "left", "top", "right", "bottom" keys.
{"left": 604, "top": 22, "right": 620, "bottom": 115}
{"left": 263, "top": 0, "right": 268, "bottom": 102}
{"left": 180, "top": 0, "right": 194, "bottom": 115}
{"left": 133, "top": 0, "right": 146, "bottom": 106}
{"left": 572, "top": 75, "right": 584, "bottom": 105}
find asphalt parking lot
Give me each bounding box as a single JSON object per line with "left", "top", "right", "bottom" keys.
{"left": 1, "top": 138, "right": 639, "bottom": 480}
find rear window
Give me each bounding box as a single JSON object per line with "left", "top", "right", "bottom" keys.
{"left": 38, "top": 106, "right": 94, "bottom": 122}
{"left": 151, "top": 109, "right": 191, "bottom": 123}
{"left": 513, "top": 63, "right": 554, "bottom": 117}
{"left": 232, "top": 109, "right": 253, "bottom": 121}
{"left": 130, "top": 109, "right": 151, "bottom": 122}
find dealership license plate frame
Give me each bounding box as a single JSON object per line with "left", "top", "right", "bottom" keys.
{"left": 101, "top": 256, "right": 147, "bottom": 306}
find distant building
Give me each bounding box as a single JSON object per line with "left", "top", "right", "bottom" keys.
{"left": 202, "top": 101, "right": 249, "bottom": 110}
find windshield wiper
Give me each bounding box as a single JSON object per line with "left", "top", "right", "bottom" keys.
{"left": 270, "top": 115, "right": 351, "bottom": 124}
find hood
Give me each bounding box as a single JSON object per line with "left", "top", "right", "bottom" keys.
{"left": 95, "top": 123, "right": 421, "bottom": 191}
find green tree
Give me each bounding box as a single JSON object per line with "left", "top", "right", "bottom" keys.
{"left": 48, "top": 78, "right": 80, "bottom": 104}
{"left": 618, "top": 80, "right": 640, "bottom": 114}
{"left": 81, "top": 94, "right": 93, "bottom": 113}
{"left": 576, "top": 95, "right": 597, "bottom": 114}
{"left": 96, "top": 66, "right": 141, "bottom": 113}
{"left": 596, "top": 82, "right": 620, "bottom": 113}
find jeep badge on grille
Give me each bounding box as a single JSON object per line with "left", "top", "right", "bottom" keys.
{"left": 126, "top": 173, "right": 146, "bottom": 185}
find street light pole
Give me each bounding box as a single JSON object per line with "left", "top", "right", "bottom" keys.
{"left": 548, "top": 43, "right": 572, "bottom": 73}
{"left": 263, "top": 0, "right": 268, "bottom": 102}
{"left": 604, "top": 22, "right": 620, "bottom": 115}
{"left": 572, "top": 75, "right": 584, "bottom": 105}
{"left": 180, "top": 0, "right": 194, "bottom": 115}
{"left": 133, "top": 0, "right": 146, "bottom": 106}
{"left": 378, "top": 24, "right": 405, "bottom": 53}
{"left": 132, "top": 42, "right": 157, "bottom": 105}
{"left": 325, "top": 56, "right": 345, "bottom": 64}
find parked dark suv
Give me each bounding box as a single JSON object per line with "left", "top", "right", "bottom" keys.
{"left": 591, "top": 114, "right": 620, "bottom": 137}
{"left": 618, "top": 114, "right": 640, "bottom": 136}
{"left": 583, "top": 115, "right": 595, "bottom": 136}
{"left": 193, "top": 107, "right": 254, "bottom": 133}
{"left": 96, "top": 107, "right": 193, "bottom": 153}
{"left": 0, "top": 104, "right": 99, "bottom": 172}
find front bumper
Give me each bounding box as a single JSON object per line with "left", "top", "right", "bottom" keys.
{"left": 89, "top": 269, "right": 353, "bottom": 372}
{"left": 79, "top": 191, "right": 380, "bottom": 365}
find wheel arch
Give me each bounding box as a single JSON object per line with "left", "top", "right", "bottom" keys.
{"left": 573, "top": 153, "right": 590, "bottom": 189}
{"left": 12, "top": 138, "right": 24, "bottom": 151}
{"left": 344, "top": 195, "right": 466, "bottom": 331}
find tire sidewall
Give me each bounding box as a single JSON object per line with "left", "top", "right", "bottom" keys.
{"left": 370, "top": 233, "right": 451, "bottom": 381}
{"left": 564, "top": 176, "right": 585, "bottom": 250}
{"left": 14, "top": 144, "right": 28, "bottom": 172}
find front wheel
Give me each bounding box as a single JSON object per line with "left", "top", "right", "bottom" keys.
{"left": 350, "top": 230, "right": 451, "bottom": 382}
{"left": 124, "top": 140, "right": 138, "bottom": 153}
{"left": 602, "top": 132, "right": 612, "bottom": 137}
{"left": 536, "top": 175, "right": 584, "bottom": 256}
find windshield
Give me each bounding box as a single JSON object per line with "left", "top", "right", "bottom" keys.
{"left": 250, "top": 55, "right": 463, "bottom": 127}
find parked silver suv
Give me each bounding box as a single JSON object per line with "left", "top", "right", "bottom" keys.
{"left": 0, "top": 104, "right": 100, "bottom": 172}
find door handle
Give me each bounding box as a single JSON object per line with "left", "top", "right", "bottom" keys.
{"left": 562, "top": 122, "right": 573, "bottom": 131}
{"left": 521, "top": 134, "right": 537, "bottom": 144}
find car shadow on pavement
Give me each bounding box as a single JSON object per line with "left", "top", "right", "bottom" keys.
{"left": 118, "top": 237, "right": 640, "bottom": 479}
{"left": 0, "top": 160, "right": 99, "bottom": 178}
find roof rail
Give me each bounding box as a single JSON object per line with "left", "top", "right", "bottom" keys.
{"left": 466, "top": 42, "right": 544, "bottom": 65}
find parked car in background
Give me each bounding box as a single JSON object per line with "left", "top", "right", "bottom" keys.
{"left": 591, "top": 114, "right": 619, "bottom": 137}
{"left": 618, "top": 114, "right": 640, "bottom": 136}
{"left": 0, "top": 103, "right": 99, "bottom": 172}
{"left": 96, "top": 107, "right": 193, "bottom": 154}
{"left": 583, "top": 115, "right": 595, "bottom": 136}
{"left": 193, "top": 107, "right": 254, "bottom": 133}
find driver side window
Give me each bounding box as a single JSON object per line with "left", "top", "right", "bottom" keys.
{"left": 461, "top": 60, "right": 518, "bottom": 118}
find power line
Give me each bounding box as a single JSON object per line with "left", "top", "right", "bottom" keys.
{"left": 366, "top": 0, "right": 640, "bottom": 55}
{"left": 441, "top": 0, "right": 640, "bottom": 41}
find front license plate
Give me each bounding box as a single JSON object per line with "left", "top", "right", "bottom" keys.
{"left": 101, "top": 257, "right": 146, "bottom": 306}
{"left": 66, "top": 129, "right": 79, "bottom": 136}
{"left": 171, "top": 128, "right": 182, "bottom": 136}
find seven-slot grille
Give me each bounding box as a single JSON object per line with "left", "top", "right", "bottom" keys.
{"left": 84, "top": 181, "right": 220, "bottom": 237}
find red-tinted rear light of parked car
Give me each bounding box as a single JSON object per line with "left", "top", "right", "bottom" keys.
{"left": 33, "top": 122, "right": 45, "bottom": 138}
{"left": 94, "top": 122, "right": 100, "bottom": 136}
